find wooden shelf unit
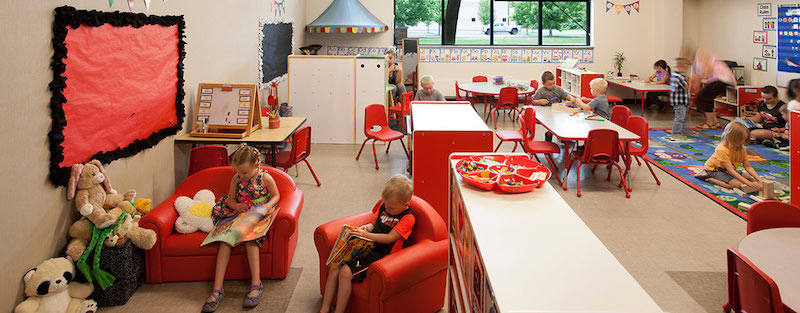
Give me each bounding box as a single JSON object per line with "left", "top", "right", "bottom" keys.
{"left": 556, "top": 67, "right": 604, "bottom": 98}
{"left": 712, "top": 85, "right": 762, "bottom": 118}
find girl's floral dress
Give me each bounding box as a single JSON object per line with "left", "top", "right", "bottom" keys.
{"left": 211, "top": 169, "right": 273, "bottom": 245}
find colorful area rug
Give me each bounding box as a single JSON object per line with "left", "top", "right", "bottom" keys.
{"left": 646, "top": 128, "right": 790, "bottom": 219}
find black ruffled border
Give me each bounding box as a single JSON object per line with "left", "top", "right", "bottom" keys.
{"left": 48, "top": 6, "right": 186, "bottom": 186}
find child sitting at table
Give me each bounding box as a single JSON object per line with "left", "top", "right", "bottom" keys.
{"left": 645, "top": 60, "right": 671, "bottom": 109}
{"left": 319, "top": 174, "right": 416, "bottom": 313}
{"left": 414, "top": 75, "right": 445, "bottom": 101}
{"left": 533, "top": 71, "right": 576, "bottom": 141}
{"left": 574, "top": 78, "right": 610, "bottom": 120}
{"left": 695, "top": 121, "right": 764, "bottom": 191}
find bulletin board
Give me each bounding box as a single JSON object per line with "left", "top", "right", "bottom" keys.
{"left": 777, "top": 6, "right": 800, "bottom": 87}
{"left": 48, "top": 6, "right": 185, "bottom": 186}
{"left": 259, "top": 18, "right": 294, "bottom": 89}
{"left": 288, "top": 55, "right": 356, "bottom": 144}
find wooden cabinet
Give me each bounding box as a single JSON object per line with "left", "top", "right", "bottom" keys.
{"left": 556, "top": 67, "right": 604, "bottom": 98}
{"left": 713, "top": 85, "right": 762, "bottom": 118}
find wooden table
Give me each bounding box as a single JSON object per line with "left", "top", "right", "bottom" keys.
{"left": 533, "top": 106, "right": 640, "bottom": 186}
{"left": 738, "top": 228, "right": 800, "bottom": 311}
{"left": 175, "top": 117, "right": 306, "bottom": 166}
{"left": 606, "top": 79, "right": 671, "bottom": 114}
{"left": 448, "top": 153, "right": 663, "bottom": 313}
{"left": 458, "top": 80, "right": 536, "bottom": 113}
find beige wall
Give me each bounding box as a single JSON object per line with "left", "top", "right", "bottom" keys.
{"left": 0, "top": 0, "right": 304, "bottom": 309}
{"left": 689, "top": 0, "right": 800, "bottom": 96}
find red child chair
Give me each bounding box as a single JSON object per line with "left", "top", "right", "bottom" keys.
{"left": 314, "top": 196, "right": 447, "bottom": 313}
{"left": 275, "top": 126, "right": 321, "bottom": 186}
{"left": 357, "top": 104, "right": 409, "bottom": 170}
{"left": 723, "top": 248, "right": 788, "bottom": 313}
{"left": 188, "top": 145, "right": 229, "bottom": 176}
{"left": 519, "top": 80, "right": 539, "bottom": 105}
{"left": 520, "top": 107, "right": 562, "bottom": 186}
{"left": 607, "top": 96, "right": 623, "bottom": 106}
{"left": 623, "top": 116, "right": 661, "bottom": 188}
{"left": 388, "top": 91, "right": 413, "bottom": 132}
{"left": 487, "top": 87, "right": 521, "bottom": 129}
{"left": 610, "top": 105, "right": 632, "bottom": 127}
{"left": 746, "top": 201, "right": 800, "bottom": 234}
{"left": 473, "top": 75, "right": 490, "bottom": 114}
{"left": 563, "top": 129, "right": 630, "bottom": 198}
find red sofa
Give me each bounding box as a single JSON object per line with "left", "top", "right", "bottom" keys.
{"left": 314, "top": 196, "right": 447, "bottom": 313}
{"left": 140, "top": 166, "right": 303, "bottom": 283}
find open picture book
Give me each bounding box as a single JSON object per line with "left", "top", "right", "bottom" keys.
{"left": 201, "top": 204, "right": 280, "bottom": 247}
{"left": 325, "top": 224, "right": 375, "bottom": 267}
{"left": 735, "top": 117, "right": 760, "bottom": 129}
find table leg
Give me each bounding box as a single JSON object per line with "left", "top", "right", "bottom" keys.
{"left": 641, "top": 91, "right": 647, "bottom": 115}
{"left": 561, "top": 140, "right": 572, "bottom": 187}
{"left": 622, "top": 142, "right": 632, "bottom": 192}
{"left": 271, "top": 145, "right": 277, "bottom": 167}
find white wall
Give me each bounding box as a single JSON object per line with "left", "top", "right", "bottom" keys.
{"left": 0, "top": 0, "right": 304, "bottom": 308}
{"left": 689, "top": 0, "right": 800, "bottom": 96}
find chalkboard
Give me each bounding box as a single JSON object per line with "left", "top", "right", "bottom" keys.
{"left": 259, "top": 19, "right": 294, "bottom": 88}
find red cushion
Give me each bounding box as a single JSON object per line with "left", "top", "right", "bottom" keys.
{"left": 161, "top": 232, "right": 271, "bottom": 257}
{"left": 524, "top": 140, "right": 560, "bottom": 154}
{"left": 367, "top": 127, "right": 404, "bottom": 141}
{"left": 607, "top": 96, "right": 623, "bottom": 104}
{"left": 495, "top": 130, "right": 523, "bottom": 141}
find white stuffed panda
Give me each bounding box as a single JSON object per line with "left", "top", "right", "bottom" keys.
{"left": 14, "top": 257, "right": 97, "bottom": 313}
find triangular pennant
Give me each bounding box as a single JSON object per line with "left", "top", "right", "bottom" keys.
{"left": 109, "top": 0, "right": 115, "bottom": 7}
{"left": 606, "top": 1, "right": 613, "bottom": 12}
{"left": 633, "top": 1, "right": 640, "bottom": 12}
{"left": 624, "top": 4, "right": 632, "bottom": 15}
{"left": 144, "top": 0, "right": 151, "bottom": 10}
{"left": 128, "top": 0, "right": 135, "bottom": 11}
{"left": 615, "top": 4, "right": 623, "bottom": 15}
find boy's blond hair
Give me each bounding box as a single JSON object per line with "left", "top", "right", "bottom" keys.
{"left": 722, "top": 121, "right": 750, "bottom": 147}
{"left": 590, "top": 78, "right": 608, "bottom": 94}
{"left": 420, "top": 75, "right": 435, "bottom": 86}
{"left": 382, "top": 174, "right": 413, "bottom": 202}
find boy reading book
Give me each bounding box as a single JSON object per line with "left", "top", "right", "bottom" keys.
{"left": 319, "top": 175, "right": 416, "bottom": 313}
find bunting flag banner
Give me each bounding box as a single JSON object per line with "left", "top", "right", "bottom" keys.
{"left": 144, "top": 0, "right": 151, "bottom": 10}
{"left": 606, "top": 1, "right": 640, "bottom": 15}
{"left": 272, "top": 0, "right": 286, "bottom": 17}
{"left": 109, "top": 0, "right": 115, "bottom": 7}
{"left": 127, "top": 0, "right": 135, "bottom": 10}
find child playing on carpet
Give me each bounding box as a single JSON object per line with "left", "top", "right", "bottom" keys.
{"left": 203, "top": 144, "right": 280, "bottom": 312}
{"left": 667, "top": 57, "right": 691, "bottom": 140}
{"left": 575, "top": 78, "right": 610, "bottom": 119}
{"left": 697, "top": 121, "right": 764, "bottom": 192}
{"left": 319, "top": 175, "right": 416, "bottom": 313}
{"left": 763, "top": 104, "right": 790, "bottom": 150}
{"left": 747, "top": 85, "right": 786, "bottom": 143}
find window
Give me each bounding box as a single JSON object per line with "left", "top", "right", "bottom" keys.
{"left": 395, "top": 0, "right": 590, "bottom": 46}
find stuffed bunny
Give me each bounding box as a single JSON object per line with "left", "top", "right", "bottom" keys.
{"left": 66, "top": 160, "right": 135, "bottom": 229}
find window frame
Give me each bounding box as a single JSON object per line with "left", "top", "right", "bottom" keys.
{"left": 394, "top": 0, "right": 591, "bottom": 46}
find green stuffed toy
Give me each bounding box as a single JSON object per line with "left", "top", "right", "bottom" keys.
{"left": 75, "top": 212, "right": 128, "bottom": 290}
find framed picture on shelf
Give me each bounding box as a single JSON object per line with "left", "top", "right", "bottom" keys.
{"left": 753, "top": 57, "right": 768, "bottom": 72}
{"left": 763, "top": 17, "right": 777, "bottom": 31}
{"left": 757, "top": 3, "right": 771, "bottom": 16}
{"left": 762, "top": 45, "right": 776, "bottom": 59}
{"left": 753, "top": 30, "right": 768, "bottom": 44}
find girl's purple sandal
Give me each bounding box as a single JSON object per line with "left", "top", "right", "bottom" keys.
{"left": 202, "top": 289, "right": 224, "bottom": 313}
{"left": 243, "top": 284, "right": 263, "bottom": 308}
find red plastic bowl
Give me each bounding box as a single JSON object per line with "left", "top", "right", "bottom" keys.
{"left": 475, "top": 155, "right": 507, "bottom": 166}
{"left": 515, "top": 166, "right": 552, "bottom": 188}
{"left": 488, "top": 164, "right": 516, "bottom": 175}
{"left": 504, "top": 156, "right": 542, "bottom": 169}
{"left": 460, "top": 171, "right": 497, "bottom": 191}
{"left": 496, "top": 174, "right": 537, "bottom": 193}
{"left": 455, "top": 158, "right": 488, "bottom": 174}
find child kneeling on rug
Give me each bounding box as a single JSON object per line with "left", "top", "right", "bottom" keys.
{"left": 319, "top": 175, "right": 416, "bottom": 313}
{"left": 696, "top": 121, "right": 764, "bottom": 192}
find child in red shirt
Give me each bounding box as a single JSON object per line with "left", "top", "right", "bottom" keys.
{"left": 319, "top": 175, "right": 416, "bottom": 313}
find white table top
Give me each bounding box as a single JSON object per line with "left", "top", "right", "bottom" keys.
{"left": 606, "top": 79, "right": 671, "bottom": 92}
{"left": 533, "top": 106, "right": 640, "bottom": 141}
{"left": 450, "top": 155, "right": 663, "bottom": 312}
{"left": 411, "top": 101, "right": 491, "bottom": 132}
{"left": 458, "top": 80, "right": 537, "bottom": 96}
{"left": 738, "top": 228, "right": 800, "bottom": 311}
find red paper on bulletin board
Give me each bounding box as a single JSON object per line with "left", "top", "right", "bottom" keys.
{"left": 48, "top": 6, "right": 185, "bottom": 186}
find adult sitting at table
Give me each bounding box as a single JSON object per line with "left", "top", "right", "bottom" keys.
{"left": 747, "top": 85, "right": 786, "bottom": 143}
{"left": 691, "top": 49, "right": 736, "bottom": 129}
{"left": 414, "top": 75, "right": 445, "bottom": 101}
{"left": 387, "top": 47, "right": 406, "bottom": 100}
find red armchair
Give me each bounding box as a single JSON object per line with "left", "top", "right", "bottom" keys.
{"left": 140, "top": 166, "right": 303, "bottom": 283}
{"left": 314, "top": 196, "right": 447, "bottom": 313}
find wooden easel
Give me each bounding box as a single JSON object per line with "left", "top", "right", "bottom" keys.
{"left": 190, "top": 83, "right": 262, "bottom": 139}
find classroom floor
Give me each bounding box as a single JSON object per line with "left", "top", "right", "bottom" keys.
{"left": 106, "top": 104, "right": 743, "bottom": 313}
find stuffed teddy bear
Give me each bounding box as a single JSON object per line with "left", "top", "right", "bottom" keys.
{"left": 65, "top": 214, "right": 156, "bottom": 261}
{"left": 15, "top": 257, "right": 97, "bottom": 313}
{"left": 67, "top": 160, "right": 136, "bottom": 229}
{"left": 174, "top": 189, "right": 216, "bottom": 234}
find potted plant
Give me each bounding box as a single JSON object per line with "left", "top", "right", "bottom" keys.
{"left": 613, "top": 52, "right": 626, "bottom": 77}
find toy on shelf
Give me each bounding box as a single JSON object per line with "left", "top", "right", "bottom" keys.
{"left": 455, "top": 155, "right": 551, "bottom": 193}
{"left": 15, "top": 257, "right": 96, "bottom": 313}
{"left": 67, "top": 160, "right": 136, "bottom": 229}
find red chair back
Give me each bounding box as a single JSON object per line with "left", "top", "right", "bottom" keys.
{"left": 530, "top": 80, "right": 539, "bottom": 92}
{"left": 611, "top": 105, "right": 632, "bottom": 127}
{"left": 188, "top": 145, "right": 229, "bottom": 176}
{"left": 287, "top": 126, "right": 311, "bottom": 165}
{"left": 455, "top": 81, "right": 464, "bottom": 101}
{"left": 747, "top": 201, "right": 800, "bottom": 234}
{"left": 520, "top": 107, "right": 536, "bottom": 142}
{"left": 726, "top": 248, "right": 785, "bottom": 313}
{"left": 498, "top": 87, "right": 519, "bottom": 106}
{"left": 365, "top": 104, "right": 390, "bottom": 133}
{"left": 370, "top": 196, "right": 447, "bottom": 246}
{"left": 583, "top": 129, "right": 620, "bottom": 162}
{"left": 626, "top": 116, "right": 649, "bottom": 154}
{"left": 401, "top": 91, "right": 413, "bottom": 111}
{"left": 177, "top": 166, "right": 297, "bottom": 200}
{"left": 472, "top": 76, "right": 488, "bottom": 82}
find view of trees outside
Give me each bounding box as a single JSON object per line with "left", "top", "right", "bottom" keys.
{"left": 396, "top": 0, "right": 587, "bottom": 45}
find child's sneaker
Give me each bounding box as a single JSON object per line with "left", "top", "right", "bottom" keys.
{"left": 694, "top": 169, "right": 710, "bottom": 181}
{"left": 763, "top": 139, "right": 778, "bottom": 149}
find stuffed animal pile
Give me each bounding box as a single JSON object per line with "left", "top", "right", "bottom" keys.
{"left": 15, "top": 257, "right": 97, "bottom": 313}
